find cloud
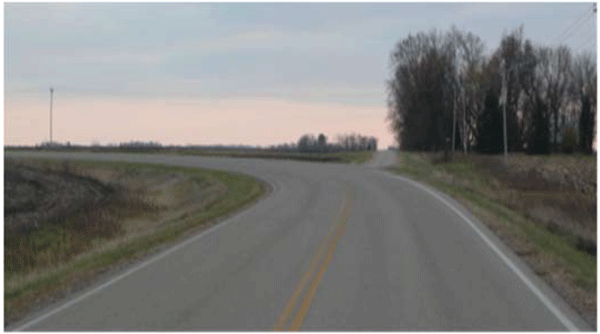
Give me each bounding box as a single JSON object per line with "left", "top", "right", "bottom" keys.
{"left": 161, "top": 28, "right": 357, "bottom": 54}
{"left": 7, "top": 3, "right": 593, "bottom": 112}
{"left": 42, "top": 50, "right": 166, "bottom": 66}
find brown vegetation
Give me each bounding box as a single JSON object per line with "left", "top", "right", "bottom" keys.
{"left": 434, "top": 153, "right": 596, "bottom": 250}
{"left": 4, "top": 160, "right": 161, "bottom": 276}
{"left": 4, "top": 159, "right": 233, "bottom": 325}
{"left": 393, "top": 152, "right": 597, "bottom": 326}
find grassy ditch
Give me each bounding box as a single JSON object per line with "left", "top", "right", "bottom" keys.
{"left": 387, "top": 151, "right": 596, "bottom": 325}
{"left": 6, "top": 146, "right": 375, "bottom": 164}
{"left": 172, "top": 149, "right": 375, "bottom": 163}
{"left": 4, "top": 159, "right": 266, "bottom": 326}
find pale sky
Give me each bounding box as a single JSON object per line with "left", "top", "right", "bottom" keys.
{"left": 4, "top": 2, "right": 597, "bottom": 148}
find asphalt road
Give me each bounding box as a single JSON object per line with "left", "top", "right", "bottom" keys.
{"left": 6, "top": 150, "right": 592, "bottom": 331}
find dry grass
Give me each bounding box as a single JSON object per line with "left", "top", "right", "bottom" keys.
{"left": 422, "top": 152, "right": 596, "bottom": 252}
{"left": 166, "top": 148, "right": 375, "bottom": 164}
{"left": 389, "top": 151, "right": 597, "bottom": 326}
{"left": 6, "top": 146, "right": 375, "bottom": 164}
{"left": 4, "top": 159, "right": 260, "bottom": 326}
{"left": 4, "top": 161, "right": 161, "bottom": 277}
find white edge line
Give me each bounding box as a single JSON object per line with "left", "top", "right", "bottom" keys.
{"left": 378, "top": 170, "right": 580, "bottom": 332}
{"left": 11, "top": 176, "right": 278, "bottom": 332}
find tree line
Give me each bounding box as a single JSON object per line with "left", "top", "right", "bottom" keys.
{"left": 32, "top": 136, "right": 379, "bottom": 154}
{"left": 268, "top": 133, "right": 378, "bottom": 153}
{"left": 386, "top": 25, "right": 597, "bottom": 154}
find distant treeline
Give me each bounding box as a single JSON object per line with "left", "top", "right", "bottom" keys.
{"left": 16, "top": 134, "right": 378, "bottom": 153}
{"left": 387, "top": 24, "right": 596, "bottom": 154}
{"left": 16, "top": 141, "right": 263, "bottom": 152}
{"left": 269, "top": 133, "right": 378, "bottom": 153}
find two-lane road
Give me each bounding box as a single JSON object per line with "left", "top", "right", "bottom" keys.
{"left": 6, "top": 150, "right": 591, "bottom": 331}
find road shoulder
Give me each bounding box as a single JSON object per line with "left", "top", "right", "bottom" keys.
{"left": 5, "top": 158, "right": 269, "bottom": 329}
{"left": 382, "top": 152, "right": 596, "bottom": 329}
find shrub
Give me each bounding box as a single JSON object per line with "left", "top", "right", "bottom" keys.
{"left": 562, "top": 126, "right": 577, "bottom": 154}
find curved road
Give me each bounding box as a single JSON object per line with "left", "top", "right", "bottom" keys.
{"left": 6, "top": 150, "right": 591, "bottom": 331}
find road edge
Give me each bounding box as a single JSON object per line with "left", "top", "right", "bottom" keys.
{"left": 376, "top": 169, "right": 593, "bottom": 331}
{"left": 7, "top": 170, "right": 278, "bottom": 332}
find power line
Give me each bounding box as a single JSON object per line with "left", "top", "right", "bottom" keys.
{"left": 557, "top": 9, "right": 595, "bottom": 45}
{"left": 574, "top": 35, "right": 596, "bottom": 54}
{"left": 554, "top": 4, "right": 594, "bottom": 43}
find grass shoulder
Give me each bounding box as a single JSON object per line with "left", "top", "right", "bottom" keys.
{"left": 181, "top": 149, "right": 374, "bottom": 163}
{"left": 4, "top": 159, "right": 267, "bottom": 326}
{"left": 387, "top": 151, "right": 596, "bottom": 326}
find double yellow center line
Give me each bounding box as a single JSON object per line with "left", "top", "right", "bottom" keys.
{"left": 274, "top": 187, "right": 354, "bottom": 331}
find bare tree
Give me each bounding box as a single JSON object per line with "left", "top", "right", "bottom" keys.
{"left": 495, "top": 25, "right": 526, "bottom": 152}
{"left": 317, "top": 133, "right": 327, "bottom": 146}
{"left": 367, "top": 137, "right": 378, "bottom": 150}
{"left": 450, "top": 26, "right": 487, "bottom": 152}
{"left": 546, "top": 46, "right": 573, "bottom": 151}
{"left": 298, "top": 134, "right": 317, "bottom": 153}
{"left": 572, "top": 52, "right": 597, "bottom": 153}
{"left": 387, "top": 29, "right": 457, "bottom": 151}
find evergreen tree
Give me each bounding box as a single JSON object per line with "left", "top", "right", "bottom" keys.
{"left": 476, "top": 90, "right": 504, "bottom": 154}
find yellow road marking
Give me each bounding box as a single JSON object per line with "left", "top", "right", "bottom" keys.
{"left": 274, "top": 187, "right": 353, "bottom": 331}
{"left": 288, "top": 191, "right": 352, "bottom": 331}
{"left": 273, "top": 191, "right": 348, "bottom": 331}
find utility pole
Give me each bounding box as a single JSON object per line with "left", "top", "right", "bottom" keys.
{"left": 500, "top": 58, "right": 537, "bottom": 161}
{"left": 452, "top": 87, "right": 456, "bottom": 156}
{"left": 502, "top": 88, "right": 508, "bottom": 160}
{"left": 462, "top": 87, "right": 467, "bottom": 153}
{"left": 49, "top": 87, "right": 54, "bottom": 145}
